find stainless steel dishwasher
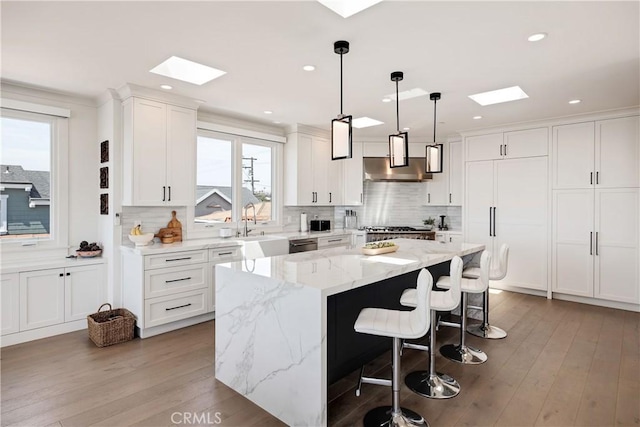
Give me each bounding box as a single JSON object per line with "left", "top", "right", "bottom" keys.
{"left": 289, "top": 238, "right": 318, "bottom": 253}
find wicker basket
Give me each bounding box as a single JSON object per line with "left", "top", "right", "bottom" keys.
{"left": 87, "top": 303, "right": 136, "bottom": 347}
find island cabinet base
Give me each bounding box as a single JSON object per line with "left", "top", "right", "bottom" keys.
{"left": 326, "top": 261, "right": 450, "bottom": 384}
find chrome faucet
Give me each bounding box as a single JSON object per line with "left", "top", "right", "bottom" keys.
{"left": 243, "top": 202, "right": 256, "bottom": 237}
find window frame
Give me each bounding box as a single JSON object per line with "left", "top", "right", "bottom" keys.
{"left": 0, "top": 106, "right": 69, "bottom": 254}
{"left": 187, "top": 124, "right": 284, "bottom": 238}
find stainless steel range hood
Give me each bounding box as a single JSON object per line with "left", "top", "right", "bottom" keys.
{"left": 363, "top": 157, "right": 432, "bottom": 182}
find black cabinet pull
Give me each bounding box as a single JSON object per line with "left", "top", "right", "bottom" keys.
{"left": 500, "top": 145, "right": 503, "bottom": 156}
{"left": 504, "top": 144, "right": 507, "bottom": 156}
{"left": 166, "top": 257, "right": 191, "bottom": 262}
{"left": 165, "top": 277, "right": 191, "bottom": 283}
{"left": 328, "top": 239, "right": 342, "bottom": 243}
{"left": 66, "top": 272, "right": 70, "bottom": 276}
{"left": 168, "top": 186, "right": 171, "bottom": 201}
{"left": 590, "top": 232, "right": 593, "bottom": 255}
{"left": 329, "top": 192, "right": 332, "bottom": 203}
{"left": 360, "top": 193, "right": 363, "bottom": 203}
{"left": 165, "top": 303, "right": 192, "bottom": 311}
{"left": 162, "top": 186, "right": 166, "bottom": 201}
{"left": 217, "top": 252, "right": 233, "bottom": 256}
{"left": 590, "top": 172, "right": 593, "bottom": 185}
{"left": 596, "top": 171, "right": 599, "bottom": 185}
{"left": 492, "top": 207, "right": 497, "bottom": 237}
{"left": 449, "top": 193, "right": 452, "bottom": 204}
{"left": 59, "top": 273, "right": 64, "bottom": 277}
{"left": 595, "top": 232, "right": 599, "bottom": 256}
{"left": 489, "top": 207, "right": 492, "bottom": 236}
{"left": 427, "top": 193, "right": 431, "bottom": 203}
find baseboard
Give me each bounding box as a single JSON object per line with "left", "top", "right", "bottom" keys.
{"left": 137, "top": 312, "right": 216, "bottom": 338}
{"left": 489, "top": 283, "right": 548, "bottom": 298}
{"left": 551, "top": 293, "right": 640, "bottom": 312}
{"left": 1, "top": 320, "right": 87, "bottom": 348}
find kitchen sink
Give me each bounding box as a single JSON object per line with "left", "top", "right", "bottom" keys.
{"left": 239, "top": 235, "right": 289, "bottom": 259}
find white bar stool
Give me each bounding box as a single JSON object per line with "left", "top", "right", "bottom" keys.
{"left": 354, "top": 269, "right": 432, "bottom": 427}
{"left": 399, "top": 256, "right": 463, "bottom": 399}
{"left": 462, "top": 244, "right": 509, "bottom": 339}
{"left": 439, "top": 250, "right": 491, "bottom": 365}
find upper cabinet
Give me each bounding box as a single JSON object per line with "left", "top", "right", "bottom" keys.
{"left": 120, "top": 86, "right": 198, "bottom": 206}
{"left": 553, "top": 116, "right": 639, "bottom": 189}
{"left": 425, "top": 140, "right": 463, "bottom": 206}
{"left": 284, "top": 126, "right": 344, "bottom": 206}
{"left": 466, "top": 128, "right": 548, "bottom": 162}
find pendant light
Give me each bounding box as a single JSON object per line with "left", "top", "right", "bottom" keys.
{"left": 331, "top": 40, "right": 352, "bottom": 160}
{"left": 388, "top": 71, "right": 409, "bottom": 168}
{"left": 425, "top": 92, "right": 444, "bottom": 173}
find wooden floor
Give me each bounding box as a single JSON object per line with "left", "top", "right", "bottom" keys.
{"left": 1, "top": 291, "right": 638, "bottom": 426}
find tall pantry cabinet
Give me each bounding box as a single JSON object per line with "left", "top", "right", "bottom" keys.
{"left": 552, "top": 116, "right": 639, "bottom": 304}
{"left": 464, "top": 128, "right": 549, "bottom": 291}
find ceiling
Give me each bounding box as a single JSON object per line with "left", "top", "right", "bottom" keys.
{"left": 2, "top": 1, "right": 639, "bottom": 140}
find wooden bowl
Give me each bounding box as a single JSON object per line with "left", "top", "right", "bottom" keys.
{"left": 76, "top": 249, "right": 102, "bottom": 258}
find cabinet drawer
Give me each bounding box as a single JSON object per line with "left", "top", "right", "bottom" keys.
{"left": 209, "top": 246, "right": 242, "bottom": 263}
{"left": 144, "top": 289, "right": 208, "bottom": 328}
{"left": 318, "top": 235, "right": 351, "bottom": 248}
{"left": 145, "top": 265, "right": 208, "bottom": 299}
{"left": 144, "top": 250, "right": 207, "bottom": 269}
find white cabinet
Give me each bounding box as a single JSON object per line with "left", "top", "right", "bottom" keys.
{"left": 19, "top": 269, "right": 65, "bottom": 331}
{"left": 435, "top": 231, "right": 463, "bottom": 243}
{"left": 318, "top": 234, "right": 351, "bottom": 250}
{"left": 466, "top": 128, "right": 548, "bottom": 162}
{"left": 465, "top": 157, "right": 548, "bottom": 291}
{"left": 123, "top": 249, "right": 211, "bottom": 337}
{"left": 122, "top": 97, "right": 196, "bottom": 206}
{"left": 553, "top": 116, "right": 639, "bottom": 189}
{"left": 65, "top": 264, "right": 107, "bottom": 322}
{"left": 284, "top": 129, "right": 344, "bottom": 206}
{"left": 425, "top": 141, "right": 463, "bottom": 206}
{"left": 343, "top": 142, "right": 363, "bottom": 205}
{"left": 1, "top": 273, "right": 19, "bottom": 335}
{"left": 553, "top": 188, "right": 639, "bottom": 303}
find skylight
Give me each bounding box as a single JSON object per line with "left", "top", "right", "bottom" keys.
{"left": 468, "top": 86, "right": 529, "bottom": 106}
{"left": 150, "top": 56, "right": 226, "bottom": 85}
{"left": 386, "top": 88, "right": 429, "bottom": 101}
{"left": 317, "top": 0, "right": 383, "bottom": 18}
{"left": 352, "top": 117, "right": 384, "bottom": 128}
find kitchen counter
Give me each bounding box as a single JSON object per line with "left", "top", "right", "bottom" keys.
{"left": 214, "top": 238, "right": 484, "bottom": 426}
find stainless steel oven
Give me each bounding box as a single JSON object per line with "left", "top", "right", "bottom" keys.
{"left": 289, "top": 238, "right": 318, "bottom": 253}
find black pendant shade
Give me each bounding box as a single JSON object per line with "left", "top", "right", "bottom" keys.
{"left": 425, "top": 92, "right": 444, "bottom": 173}
{"left": 331, "top": 40, "right": 352, "bottom": 160}
{"left": 388, "top": 71, "right": 409, "bottom": 168}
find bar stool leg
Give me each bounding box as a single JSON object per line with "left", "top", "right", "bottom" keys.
{"left": 440, "top": 293, "right": 488, "bottom": 365}
{"left": 467, "top": 289, "right": 507, "bottom": 339}
{"left": 363, "top": 338, "right": 429, "bottom": 427}
{"left": 405, "top": 311, "right": 460, "bottom": 399}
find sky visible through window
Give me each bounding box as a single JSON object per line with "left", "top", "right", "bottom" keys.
{"left": 1, "top": 117, "right": 50, "bottom": 170}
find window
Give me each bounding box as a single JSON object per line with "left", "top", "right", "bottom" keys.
{"left": 192, "top": 128, "right": 281, "bottom": 231}
{"left": 0, "top": 104, "right": 68, "bottom": 250}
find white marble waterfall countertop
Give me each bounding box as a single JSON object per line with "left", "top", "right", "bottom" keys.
{"left": 217, "top": 238, "right": 484, "bottom": 297}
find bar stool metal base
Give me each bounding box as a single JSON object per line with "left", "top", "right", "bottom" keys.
{"left": 440, "top": 343, "right": 487, "bottom": 365}
{"left": 467, "top": 322, "right": 507, "bottom": 339}
{"left": 363, "top": 406, "right": 429, "bottom": 427}
{"left": 405, "top": 371, "right": 460, "bottom": 399}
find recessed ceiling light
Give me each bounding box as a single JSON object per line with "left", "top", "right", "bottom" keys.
{"left": 317, "top": 0, "right": 383, "bottom": 18}
{"left": 403, "top": 127, "right": 410, "bottom": 131}
{"left": 473, "top": 116, "right": 483, "bottom": 120}
{"left": 382, "top": 98, "right": 392, "bottom": 103}
{"left": 264, "top": 110, "right": 273, "bottom": 115}
{"left": 150, "top": 56, "right": 226, "bottom": 85}
{"left": 352, "top": 117, "right": 384, "bottom": 128}
{"left": 569, "top": 99, "right": 581, "bottom": 104}
{"left": 160, "top": 84, "right": 172, "bottom": 90}
{"left": 528, "top": 32, "right": 547, "bottom": 42}
{"left": 303, "top": 65, "right": 316, "bottom": 71}
{"left": 386, "top": 88, "right": 429, "bottom": 101}
{"left": 469, "top": 86, "right": 529, "bottom": 106}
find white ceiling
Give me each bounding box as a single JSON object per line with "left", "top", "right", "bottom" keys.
{"left": 2, "top": 1, "right": 639, "bottom": 139}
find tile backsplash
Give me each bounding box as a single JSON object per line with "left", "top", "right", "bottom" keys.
{"left": 121, "top": 206, "right": 186, "bottom": 245}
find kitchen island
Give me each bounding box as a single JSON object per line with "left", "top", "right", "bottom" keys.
{"left": 214, "top": 239, "right": 484, "bottom": 426}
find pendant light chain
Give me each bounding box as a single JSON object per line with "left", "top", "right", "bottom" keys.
{"left": 433, "top": 96, "right": 437, "bottom": 143}
{"left": 395, "top": 79, "right": 400, "bottom": 133}
{"left": 340, "top": 52, "right": 343, "bottom": 116}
